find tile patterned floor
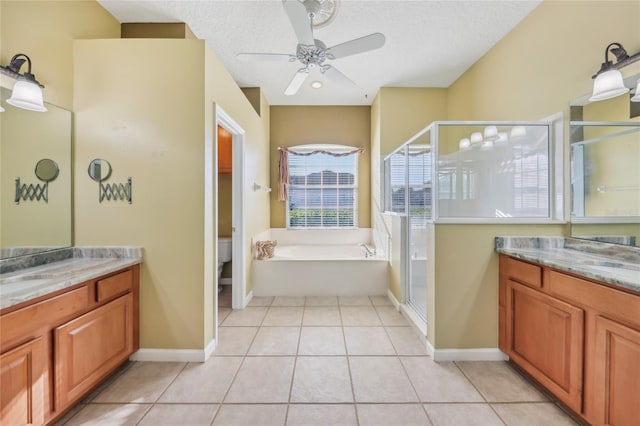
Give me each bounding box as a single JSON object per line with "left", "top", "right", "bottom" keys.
{"left": 56, "top": 289, "right": 580, "bottom": 425}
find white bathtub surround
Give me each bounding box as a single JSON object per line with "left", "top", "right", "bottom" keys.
{"left": 252, "top": 228, "right": 388, "bottom": 297}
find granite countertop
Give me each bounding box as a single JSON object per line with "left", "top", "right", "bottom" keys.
{"left": 496, "top": 237, "right": 640, "bottom": 294}
{"left": 0, "top": 247, "right": 142, "bottom": 310}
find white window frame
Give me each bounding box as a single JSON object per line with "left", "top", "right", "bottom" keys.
{"left": 286, "top": 144, "right": 359, "bottom": 229}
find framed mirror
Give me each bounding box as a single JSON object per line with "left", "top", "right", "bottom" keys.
{"left": 569, "top": 72, "right": 640, "bottom": 247}
{"left": 0, "top": 87, "right": 72, "bottom": 259}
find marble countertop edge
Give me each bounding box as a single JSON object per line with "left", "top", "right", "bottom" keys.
{"left": 0, "top": 248, "right": 143, "bottom": 311}
{"left": 495, "top": 240, "right": 640, "bottom": 294}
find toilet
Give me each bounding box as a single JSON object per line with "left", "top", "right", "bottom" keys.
{"left": 217, "top": 237, "right": 232, "bottom": 288}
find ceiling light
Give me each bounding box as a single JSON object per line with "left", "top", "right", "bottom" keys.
{"left": 0, "top": 53, "right": 47, "bottom": 112}
{"left": 311, "top": 80, "right": 323, "bottom": 89}
{"left": 631, "top": 79, "right": 640, "bottom": 102}
{"left": 590, "top": 42, "right": 639, "bottom": 102}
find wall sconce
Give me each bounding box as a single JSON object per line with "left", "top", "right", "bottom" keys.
{"left": 590, "top": 42, "right": 640, "bottom": 102}
{"left": 0, "top": 53, "right": 47, "bottom": 112}
{"left": 631, "top": 79, "right": 640, "bottom": 102}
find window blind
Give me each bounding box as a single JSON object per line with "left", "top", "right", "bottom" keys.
{"left": 287, "top": 149, "right": 358, "bottom": 228}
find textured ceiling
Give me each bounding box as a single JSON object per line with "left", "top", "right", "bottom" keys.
{"left": 98, "top": 0, "right": 540, "bottom": 106}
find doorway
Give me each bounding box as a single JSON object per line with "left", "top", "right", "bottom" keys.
{"left": 215, "top": 107, "right": 246, "bottom": 311}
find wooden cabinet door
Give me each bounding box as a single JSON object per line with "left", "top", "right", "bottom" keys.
{"left": 0, "top": 337, "right": 45, "bottom": 426}
{"left": 506, "top": 280, "right": 584, "bottom": 412}
{"left": 54, "top": 294, "right": 133, "bottom": 411}
{"left": 592, "top": 315, "right": 640, "bottom": 426}
{"left": 218, "top": 125, "right": 232, "bottom": 175}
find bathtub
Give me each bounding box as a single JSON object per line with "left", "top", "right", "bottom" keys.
{"left": 252, "top": 228, "right": 389, "bottom": 297}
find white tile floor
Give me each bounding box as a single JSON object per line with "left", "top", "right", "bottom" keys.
{"left": 56, "top": 288, "right": 581, "bottom": 425}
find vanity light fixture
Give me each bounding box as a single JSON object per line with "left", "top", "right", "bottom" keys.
{"left": 631, "top": 79, "right": 640, "bottom": 102}
{"left": 590, "top": 42, "right": 640, "bottom": 102}
{"left": 459, "top": 138, "right": 470, "bottom": 150}
{"left": 0, "top": 53, "right": 47, "bottom": 112}
{"left": 470, "top": 132, "right": 483, "bottom": 145}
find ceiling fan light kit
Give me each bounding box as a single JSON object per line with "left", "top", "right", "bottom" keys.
{"left": 237, "top": 0, "right": 385, "bottom": 96}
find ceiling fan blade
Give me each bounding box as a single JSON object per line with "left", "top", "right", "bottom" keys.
{"left": 285, "top": 69, "right": 310, "bottom": 95}
{"left": 326, "top": 33, "right": 386, "bottom": 59}
{"left": 236, "top": 53, "right": 295, "bottom": 62}
{"left": 282, "top": 0, "right": 315, "bottom": 46}
{"left": 322, "top": 65, "right": 355, "bottom": 87}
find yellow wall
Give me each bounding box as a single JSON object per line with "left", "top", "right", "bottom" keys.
{"left": 582, "top": 94, "right": 640, "bottom": 217}
{"left": 270, "top": 106, "right": 371, "bottom": 228}
{"left": 74, "top": 38, "right": 270, "bottom": 351}
{"left": 218, "top": 175, "right": 233, "bottom": 238}
{"left": 371, "top": 88, "right": 448, "bottom": 300}
{"left": 427, "top": 0, "right": 639, "bottom": 350}
{"left": 0, "top": 89, "right": 72, "bottom": 249}
{"left": 0, "top": 0, "right": 120, "bottom": 110}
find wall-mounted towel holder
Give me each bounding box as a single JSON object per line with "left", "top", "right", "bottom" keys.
{"left": 253, "top": 182, "right": 272, "bottom": 193}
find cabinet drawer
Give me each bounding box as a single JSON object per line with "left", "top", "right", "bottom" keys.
{"left": 1, "top": 286, "right": 90, "bottom": 348}
{"left": 504, "top": 256, "right": 542, "bottom": 288}
{"left": 96, "top": 269, "right": 133, "bottom": 302}
{"left": 548, "top": 270, "right": 640, "bottom": 328}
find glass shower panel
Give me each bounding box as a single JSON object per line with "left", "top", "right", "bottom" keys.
{"left": 407, "top": 132, "right": 432, "bottom": 320}
{"left": 436, "top": 124, "right": 551, "bottom": 219}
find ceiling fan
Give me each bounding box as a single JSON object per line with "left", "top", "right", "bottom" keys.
{"left": 237, "top": 0, "right": 385, "bottom": 96}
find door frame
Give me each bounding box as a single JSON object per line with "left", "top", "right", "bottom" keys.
{"left": 215, "top": 106, "right": 246, "bottom": 310}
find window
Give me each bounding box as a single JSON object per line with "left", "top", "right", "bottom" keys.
{"left": 287, "top": 144, "right": 358, "bottom": 228}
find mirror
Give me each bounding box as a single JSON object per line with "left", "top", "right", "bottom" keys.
{"left": 35, "top": 158, "right": 60, "bottom": 182}
{"left": 88, "top": 159, "right": 112, "bottom": 182}
{"left": 0, "top": 87, "right": 72, "bottom": 259}
{"left": 569, "top": 72, "right": 640, "bottom": 247}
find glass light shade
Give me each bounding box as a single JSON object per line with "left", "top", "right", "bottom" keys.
{"left": 496, "top": 132, "right": 509, "bottom": 144}
{"left": 589, "top": 70, "right": 629, "bottom": 102}
{"left": 7, "top": 80, "right": 47, "bottom": 112}
{"left": 459, "top": 138, "right": 470, "bottom": 150}
{"left": 470, "top": 132, "right": 483, "bottom": 144}
{"left": 481, "top": 140, "right": 494, "bottom": 149}
{"left": 483, "top": 125, "right": 498, "bottom": 140}
{"left": 631, "top": 79, "right": 640, "bottom": 102}
{"left": 510, "top": 126, "right": 526, "bottom": 138}
{"left": 0, "top": 105, "right": 4, "bottom": 112}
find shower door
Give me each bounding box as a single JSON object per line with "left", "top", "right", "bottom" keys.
{"left": 406, "top": 135, "right": 432, "bottom": 321}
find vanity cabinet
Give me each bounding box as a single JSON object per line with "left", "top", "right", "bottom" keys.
{"left": 0, "top": 265, "right": 139, "bottom": 426}
{"left": 0, "top": 337, "right": 45, "bottom": 426}
{"left": 499, "top": 255, "right": 640, "bottom": 425}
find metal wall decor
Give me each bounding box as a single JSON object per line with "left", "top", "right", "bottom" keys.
{"left": 14, "top": 158, "right": 59, "bottom": 204}
{"left": 88, "top": 159, "right": 132, "bottom": 204}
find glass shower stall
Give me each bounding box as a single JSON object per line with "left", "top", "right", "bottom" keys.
{"left": 383, "top": 121, "right": 557, "bottom": 325}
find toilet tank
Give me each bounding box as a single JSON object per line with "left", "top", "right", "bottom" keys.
{"left": 218, "top": 237, "right": 232, "bottom": 263}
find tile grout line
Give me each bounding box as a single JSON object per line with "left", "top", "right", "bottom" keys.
{"left": 453, "top": 361, "right": 509, "bottom": 426}
{"left": 210, "top": 300, "right": 266, "bottom": 424}
{"left": 339, "top": 297, "right": 360, "bottom": 426}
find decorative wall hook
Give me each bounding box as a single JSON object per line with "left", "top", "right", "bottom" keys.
{"left": 88, "top": 158, "right": 132, "bottom": 203}
{"left": 14, "top": 158, "right": 59, "bottom": 204}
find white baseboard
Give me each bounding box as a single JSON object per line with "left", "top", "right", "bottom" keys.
{"left": 386, "top": 289, "right": 400, "bottom": 310}
{"left": 430, "top": 347, "right": 509, "bottom": 362}
{"left": 399, "top": 304, "right": 427, "bottom": 336}
{"left": 243, "top": 290, "right": 254, "bottom": 308}
{"left": 130, "top": 339, "right": 217, "bottom": 363}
